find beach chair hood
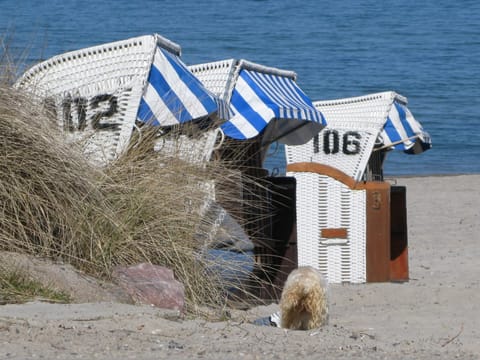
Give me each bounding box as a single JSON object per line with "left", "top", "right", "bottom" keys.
{"left": 286, "top": 91, "right": 432, "bottom": 182}
{"left": 222, "top": 60, "right": 326, "bottom": 145}
{"left": 136, "top": 39, "right": 229, "bottom": 127}
{"left": 190, "top": 59, "right": 326, "bottom": 146}
{"left": 379, "top": 99, "right": 431, "bottom": 154}
{"left": 314, "top": 91, "right": 431, "bottom": 156}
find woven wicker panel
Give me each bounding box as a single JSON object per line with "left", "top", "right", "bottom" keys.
{"left": 285, "top": 92, "right": 397, "bottom": 181}
{"left": 15, "top": 35, "right": 158, "bottom": 166}
{"left": 288, "top": 171, "right": 367, "bottom": 284}
{"left": 188, "top": 59, "right": 237, "bottom": 101}
{"left": 154, "top": 128, "right": 223, "bottom": 165}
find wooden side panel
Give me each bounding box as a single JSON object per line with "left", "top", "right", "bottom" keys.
{"left": 366, "top": 183, "right": 391, "bottom": 282}
{"left": 273, "top": 222, "right": 298, "bottom": 300}
{"left": 390, "top": 186, "right": 409, "bottom": 281}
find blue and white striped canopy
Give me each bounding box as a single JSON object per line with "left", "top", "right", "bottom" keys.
{"left": 137, "top": 47, "right": 229, "bottom": 126}
{"left": 380, "top": 101, "right": 432, "bottom": 154}
{"left": 221, "top": 67, "right": 326, "bottom": 145}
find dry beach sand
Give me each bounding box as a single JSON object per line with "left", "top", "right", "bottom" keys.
{"left": 0, "top": 174, "right": 479, "bottom": 359}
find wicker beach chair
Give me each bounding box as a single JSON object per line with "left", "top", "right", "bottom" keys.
{"left": 285, "top": 91, "right": 430, "bottom": 283}
{"left": 15, "top": 34, "right": 227, "bottom": 167}
{"left": 190, "top": 59, "right": 326, "bottom": 298}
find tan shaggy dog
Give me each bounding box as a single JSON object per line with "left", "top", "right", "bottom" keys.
{"left": 279, "top": 266, "right": 328, "bottom": 330}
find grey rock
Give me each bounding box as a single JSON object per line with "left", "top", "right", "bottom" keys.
{"left": 112, "top": 263, "right": 185, "bottom": 313}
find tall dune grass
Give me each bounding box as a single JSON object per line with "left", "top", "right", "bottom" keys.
{"left": 0, "top": 83, "right": 269, "bottom": 313}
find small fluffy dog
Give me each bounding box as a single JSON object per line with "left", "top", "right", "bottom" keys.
{"left": 279, "top": 266, "right": 328, "bottom": 330}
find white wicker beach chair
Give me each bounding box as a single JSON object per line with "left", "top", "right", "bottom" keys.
{"left": 190, "top": 59, "right": 328, "bottom": 299}
{"left": 15, "top": 34, "right": 228, "bottom": 167}
{"left": 15, "top": 34, "right": 168, "bottom": 166}
{"left": 285, "top": 91, "right": 429, "bottom": 283}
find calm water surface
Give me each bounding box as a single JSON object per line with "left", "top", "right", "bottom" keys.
{"left": 1, "top": 0, "right": 479, "bottom": 176}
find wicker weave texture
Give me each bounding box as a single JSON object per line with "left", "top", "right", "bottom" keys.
{"left": 285, "top": 129, "right": 378, "bottom": 181}
{"left": 314, "top": 92, "right": 398, "bottom": 130}
{"left": 17, "top": 35, "right": 157, "bottom": 95}
{"left": 285, "top": 92, "right": 397, "bottom": 181}
{"left": 188, "top": 59, "right": 237, "bottom": 101}
{"left": 289, "top": 172, "right": 367, "bottom": 283}
{"left": 154, "top": 128, "right": 223, "bottom": 165}
{"left": 16, "top": 35, "right": 158, "bottom": 166}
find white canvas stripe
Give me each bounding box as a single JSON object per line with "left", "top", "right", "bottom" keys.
{"left": 235, "top": 75, "right": 276, "bottom": 124}
{"left": 153, "top": 48, "right": 208, "bottom": 120}
{"left": 403, "top": 105, "right": 422, "bottom": 134}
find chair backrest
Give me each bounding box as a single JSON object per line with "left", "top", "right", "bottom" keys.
{"left": 188, "top": 59, "right": 238, "bottom": 101}
{"left": 153, "top": 127, "right": 224, "bottom": 165}
{"left": 15, "top": 34, "right": 177, "bottom": 166}
{"left": 285, "top": 91, "right": 399, "bottom": 182}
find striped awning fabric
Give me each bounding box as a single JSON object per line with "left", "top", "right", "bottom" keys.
{"left": 380, "top": 101, "right": 432, "bottom": 154}
{"left": 221, "top": 66, "right": 326, "bottom": 145}
{"left": 137, "top": 47, "right": 229, "bottom": 126}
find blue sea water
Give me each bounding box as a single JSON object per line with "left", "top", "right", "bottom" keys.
{"left": 1, "top": 0, "right": 479, "bottom": 176}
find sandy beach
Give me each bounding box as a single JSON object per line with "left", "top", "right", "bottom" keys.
{"left": 0, "top": 174, "right": 479, "bottom": 359}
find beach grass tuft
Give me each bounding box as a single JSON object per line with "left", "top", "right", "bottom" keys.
{"left": 0, "top": 263, "right": 72, "bottom": 305}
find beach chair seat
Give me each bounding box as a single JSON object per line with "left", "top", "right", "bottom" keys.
{"left": 286, "top": 164, "right": 369, "bottom": 283}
